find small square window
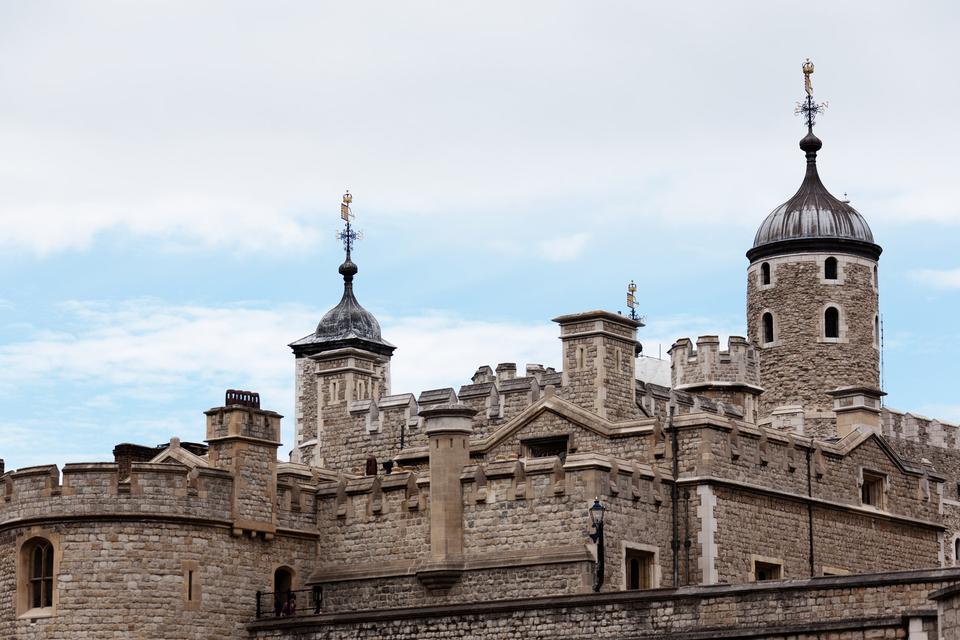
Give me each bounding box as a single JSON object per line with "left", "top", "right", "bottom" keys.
{"left": 861, "top": 472, "right": 885, "bottom": 509}
{"left": 754, "top": 560, "right": 781, "bottom": 581}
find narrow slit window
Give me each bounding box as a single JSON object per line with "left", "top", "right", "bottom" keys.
{"left": 824, "top": 307, "right": 839, "bottom": 339}
{"left": 824, "top": 257, "right": 838, "bottom": 280}
{"left": 761, "top": 262, "right": 771, "bottom": 285}
{"left": 955, "top": 538, "right": 960, "bottom": 566}
{"left": 762, "top": 313, "right": 774, "bottom": 344}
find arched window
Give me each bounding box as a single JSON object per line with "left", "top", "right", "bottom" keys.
{"left": 762, "top": 313, "right": 774, "bottom": 344}
{"left": 824, "top": 307, "right": 840, "bottom": 339}
{"left": 824, "top": 257, "right": 838, "bottom": 280}
{"left": 25, "top": 538, "right": 54, "bottom": 610}
{"left": 874, "top": 315, "right": 880, "bottom": 346}
{"left": 873, "top": 265, "right": 878, "bottom": 287}
{"left": 761, "top": 262, "right": 771, "bottom": 285}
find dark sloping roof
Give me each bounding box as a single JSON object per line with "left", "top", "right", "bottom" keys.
{"left": 748, "top": 131, "right": 881, "bottom": 262}
{"left": 289, "top": 257, "right": 395, "bottom": 357}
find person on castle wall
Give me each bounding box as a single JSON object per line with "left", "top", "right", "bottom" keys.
{"left": 274, "top": 591, "right": 284, "bottom": 617}
{"left": 282, "top": 591, "right": 297, "bottom": 616}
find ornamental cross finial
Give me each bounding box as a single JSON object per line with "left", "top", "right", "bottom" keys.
{"left": 337, "top": 190, "right": 362, "bottom": 259}
{"left": 794, "top": 58, "right": 828, "bottom": 131}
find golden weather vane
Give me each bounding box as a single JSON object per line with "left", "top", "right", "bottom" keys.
{"left": 337, "top": 190, "right": 362, "bottom": 258}
{"left": 802, "top": 58, "right": 814, "bottom": 96}
{"left": 795, "top": 58, "right": 828, "bottom": 131}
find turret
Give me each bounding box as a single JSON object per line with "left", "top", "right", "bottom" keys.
{"left": 745, "top": 62, "right": 881, "bottom": 439}
{"left": 289, "top": 193, "right": 395, "bottom": 468}
{"left": 552, "top": 310, "right": 642, "bottom": 422}
{"left": 204, "top": 389, "right": 281, "bottom": 539}
{"left": 669, "top": 336, "right": 762, "bottom": 423}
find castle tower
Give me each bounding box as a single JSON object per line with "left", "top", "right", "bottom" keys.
{"left": 289, "top": 193, "right": 395, "bottom": 468}
{"left": 669, "top": 336, "right": 762, "bottom": 423}
{"left": 746, "top": 61, "right": 882, "bottom": 438}
{"left": 553, "top": 310, "right": 642, "bottom": 422}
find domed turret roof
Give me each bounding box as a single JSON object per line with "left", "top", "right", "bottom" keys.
{"left": 747, "top": 131, "right": 881, "bottom": 262}
{"left": 314, "top": 259, "right": 384, "bottom": 344}
{"left": 289, "top": 251, "right": 395, "bottom": 357}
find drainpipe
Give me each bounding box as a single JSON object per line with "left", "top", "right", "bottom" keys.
{"left": 669, "top": 404, "right": 680, "bottom": 587}
{"left": 806, "top": 447, "right": 815, "bottom": 577}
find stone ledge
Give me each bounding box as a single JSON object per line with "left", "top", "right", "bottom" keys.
{"left": 249, "top": 568, "right": 959, "bottom": 631}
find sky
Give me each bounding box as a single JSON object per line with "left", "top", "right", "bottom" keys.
{"left": 1, "top": 1, "right": 959, "bottom": 470}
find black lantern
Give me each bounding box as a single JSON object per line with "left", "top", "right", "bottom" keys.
{"left": 588, "top": 498, "right": 605, "bottom": 532}
{"left": 588, "top": 497, "right": 605, "bottom": 592}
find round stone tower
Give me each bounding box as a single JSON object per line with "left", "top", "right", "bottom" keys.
{"left": 746, "top": 74, "right": 882, "bottom": 438}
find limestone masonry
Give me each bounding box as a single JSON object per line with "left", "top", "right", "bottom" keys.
{"left": 5, "top": 84, "right": 960, "bottom": 640}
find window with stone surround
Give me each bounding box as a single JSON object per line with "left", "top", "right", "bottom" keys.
{"left": 183, "top": 560, "right": 200, "bottom": 610}
{"left": 824, "top": 306, "right": 840, "bottom": 339}
{"left": 824, "top": 257, "right": 838, "bottom": 280}
{"left": 762, "top": 312, "right": 774, "bottom": 345}
{"left": 523, "top": 435, "right": 569, "bottom": 460}
{"left": 624, "top": 548, "right": 656, "bottom": 590}
{"left": 860, "top": 471, "right": 886, "bottom": 509}
{"left": 761, "top": 262, "right": 771, "bottom": 285}
{"left": 752, "top": 559, "right": 782, "bottom": 581}
{"left": 17, "top": 535, "right": 59, "bottom": 618}
{"left": 954, "top": 537, "right": 959, "bottom": 567}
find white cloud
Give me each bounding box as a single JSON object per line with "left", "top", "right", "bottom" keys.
{"left": 2, "top": 2, "right": 960, "bottom": 254}
{"left": 911, "top": 268, "right": 960, "bottom": 290}
{"left": 0, "top": 298, "right": 743, "bottom": 470}
{"left": 537, "top": 233, "right": 590, "bottom": 262}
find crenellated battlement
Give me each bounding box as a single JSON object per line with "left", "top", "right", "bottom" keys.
{"left": 882, "top": 407, "right": 960, "bottom": 452}
{"left": 669, "top": 336, "right": 762, "bottom": 423}
{"left": 1, "top": 461, "right": 235, "bottom": 526}
{"left": 669, "top": 336, "right": 760, "bottom": 389}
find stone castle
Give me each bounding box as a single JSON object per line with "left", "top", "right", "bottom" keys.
{"left": 5, "top": 72, "right": 960, "bottom": 639}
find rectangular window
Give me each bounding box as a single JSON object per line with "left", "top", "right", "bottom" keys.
{"left": 523, "top": 436, "right": 569, "bottom": 460}
{"left": 625, "top": 549, "right": 655, "bottom": 590}
{"left": 861, "top": 472, "right": 885, "bottom": 509}
{"left": 753, "top": 560, "right": 782, "bottom": 581}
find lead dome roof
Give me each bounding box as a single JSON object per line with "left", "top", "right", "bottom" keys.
{"left": 289, "top": 257, "right": 395, "bottom": 357}
{"left": 747, "top": 131, "right": 881, "bottom": 262}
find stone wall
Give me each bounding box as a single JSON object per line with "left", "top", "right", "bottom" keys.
{"left": 0, "top": 520, "right": 315, "bottom": 640}
{"left": 747, "top": 252, "right": 879, "bottom": 428}
{"left": 249, "top": 567, "right": 960, "bottom": 640}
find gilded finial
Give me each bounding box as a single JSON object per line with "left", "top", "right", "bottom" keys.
{"left": 794, "top": 59, "right": 828, "bottom": 132}
{"left": 337, "top": 190, "right": 361, "bottom": 262}
{"left": 802, "top": 58, "right": 814, "bottom": 96}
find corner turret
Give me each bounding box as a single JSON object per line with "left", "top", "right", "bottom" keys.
{"left": 289, "top": 193, "right": 394, "bottom": 467}
{"left": 669, "top": 336, "right": 762, "bottom": 423}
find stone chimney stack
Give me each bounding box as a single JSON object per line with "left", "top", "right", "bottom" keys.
{"left": 417, "top": 404, "right": 476, "bottom": 589}
{"left": 205, "top": 390, "right": 281, "bottom": 539}
{"left": 553, "top": 310, "right": 642, "bottom": 422}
